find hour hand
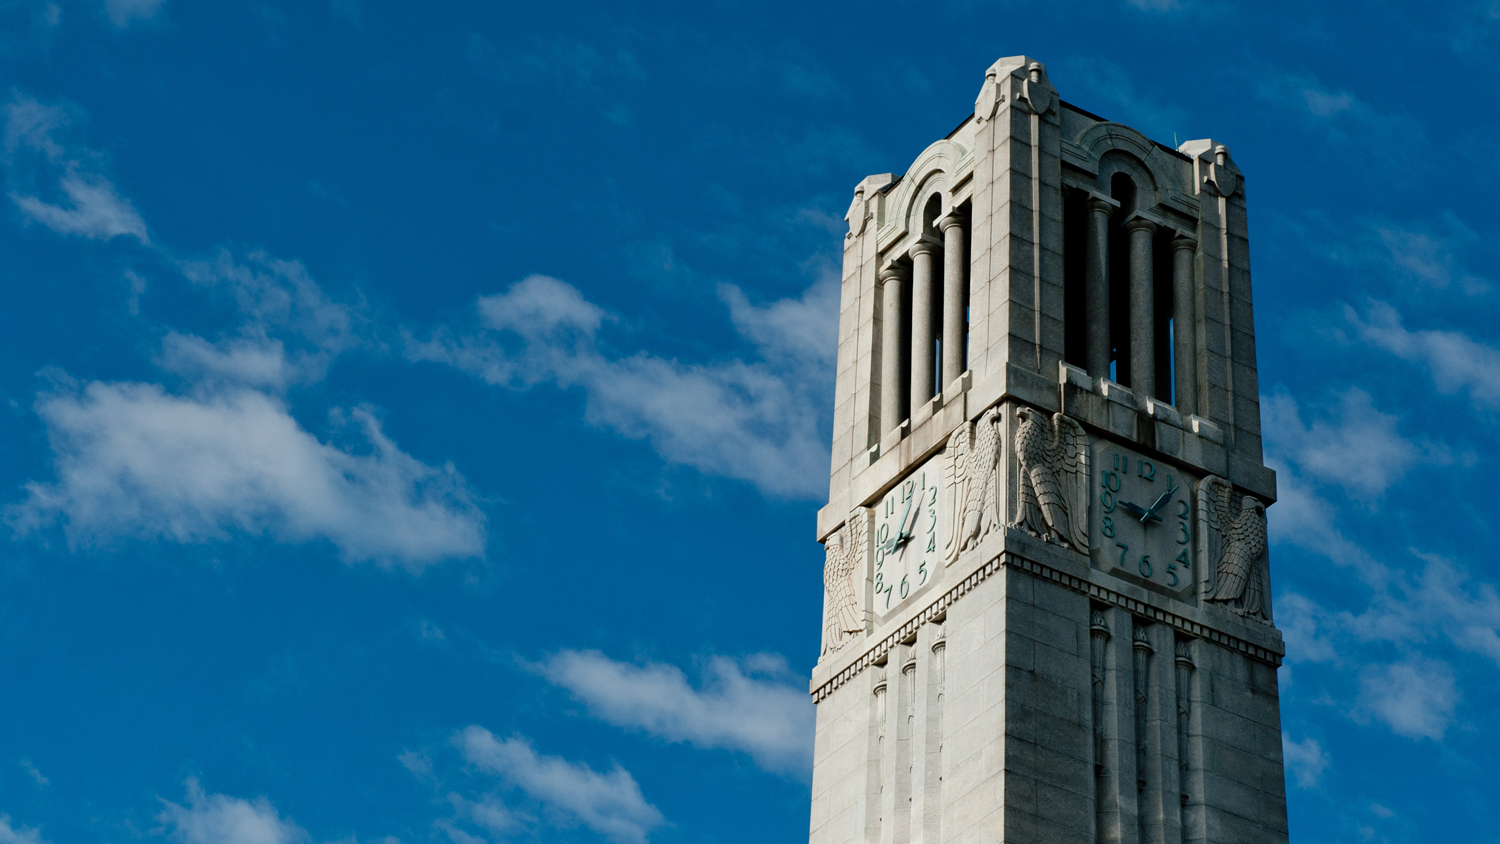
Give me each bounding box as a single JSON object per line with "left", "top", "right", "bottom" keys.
{"left": 1118, "top": 500, "right": 1150, "bottom": 520}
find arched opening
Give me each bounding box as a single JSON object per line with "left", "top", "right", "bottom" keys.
{"left": 1108, "top": 173, "right": 1136, "bottom": 386}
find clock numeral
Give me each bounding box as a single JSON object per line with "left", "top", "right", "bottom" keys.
{"left": 1116, "top": 542, "right": 1129, "bottom": 568}
{"left": 1177, "top": 521, "right": 1190, "bottom": 544}
{"left": 1113, "top": 453, "right": 1127, "bottom": 472}
{"left": 918, "top": 561, "right": 928, "bottom": 585}
{"left": 1101, "top": 516, "right": 1115, "bottom": 538}
{"left": 1101, "top": 489, "right": 1115, "bottom": 512}
{"left": 1166, "top": 563, "right": 1179, "bottom": 586}
{"left": 926, "top": 534, "right": 936, "bottom": 553}
{"left": 1176, "top": 547, "right": 1190, "bottom": 566}
{"left": 875, "top": 572, "right": 883, "bottom": 592}
{"left": 1102, "top": 470, "right": 1121, "bottom": 492}
{"left": 899, "top": 575, "right": 910, "bottom": 599}
{"left": 1177, "top": 499, "right": 1190, "bottom": 519}
{"left": 883, "top": 582, "right": 894, "bottom": 608}
{"left": 1138, "top": 460, "right": 1156, "bottom": 482}
{"left": 1139, "top": 554, "right": 1153, "bottom": 578}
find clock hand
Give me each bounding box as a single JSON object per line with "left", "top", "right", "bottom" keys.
{"left": 889, "top": 495, "right": 914, "bottom": 552}
{"left": 1117, "top": 500, "right": 1150, "bottom": 519}
{"left": 1138, "top": 482, "right": 1179, "bottom": 524}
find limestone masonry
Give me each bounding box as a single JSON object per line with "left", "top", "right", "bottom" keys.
{"left": 810, "top": 56, "right": 1288, "bottom": 844}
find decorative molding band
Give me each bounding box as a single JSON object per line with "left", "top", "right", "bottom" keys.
{"left": 810, "top": 548, "right": 1282, "bottom": 703}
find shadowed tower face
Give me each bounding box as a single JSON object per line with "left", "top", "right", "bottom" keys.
{"left": 809, "top": 56, "right": 1288, "bottom": 844}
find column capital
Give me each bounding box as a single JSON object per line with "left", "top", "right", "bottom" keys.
{"left": 879, "top": 263, "right": 910, "bottom": 283}
{"left": 909, "top": 237, "right": 942, "bottom": 258}
{"left": 937, "top": 211, "right": 967, "bottom": 234}
{"left": 1171, "top": 233, "right": 1198, "bottom": 252}
{"left": 1123, "top": 216, "right": 1157, "bottom": 236}
{"left": 1085, "top": 193, "right": 1119, "bottom": 216}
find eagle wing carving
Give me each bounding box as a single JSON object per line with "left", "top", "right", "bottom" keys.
{"left": 1012, "top": 408, "right": 1088, "bottom": 552}
{"left": 1201, "top": 475, "right": 1269, "bottom": 623}
{"left": 821, "top": 510, "right": 867, "bottom": 658}
{"left": 945, "top": 407, "right": 1001, "bottom": 563}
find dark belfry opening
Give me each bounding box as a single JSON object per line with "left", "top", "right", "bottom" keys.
{"left": 1107, "top": 174, "right": 1136, "bottom": 386}
{"left": 899, "top": 259, "right": 914, "bottom": 421}
{"left": 1152, "top": 227, "right": 1175, "bottom": 402}
{"left": 923, "top": 194, "right": 944, "bottom": 398}
{"left": 1062, "top": 188, "right": 1088, "bottom": 368}
{"left": 958, "top": 200, "right": 973, "bottom": 376}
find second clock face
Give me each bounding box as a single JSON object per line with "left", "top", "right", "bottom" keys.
{"left": 1091, "top": 443, "right": 1197, "bottom": 597}
{"left": 871, "top": 455, "right": 945, "bottom": 617}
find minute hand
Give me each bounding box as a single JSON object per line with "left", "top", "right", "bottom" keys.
{"left": 1138, "top": 482, "right": 1178, "bottom": 523}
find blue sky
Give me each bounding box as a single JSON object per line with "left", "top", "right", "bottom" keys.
{"left": 0, "top": 1, "right": 1497, "bottom": 842}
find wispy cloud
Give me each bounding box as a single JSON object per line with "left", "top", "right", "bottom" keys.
{"left": 1281, "top": 733, "right": 1330, "bottom": 788}
{"left": 1263, "top": 388, "right": 1452, "bottom": 501}
{"left": 407, "top": 272, "right": 833, "bottom": 499}
{"left": 158, "top": 779, "right": 306, "bottom": 844}
{"left": 455, "top": 728, "right": 664, "bottom": 844}
{"left": 103, "top": 0, "right": 166, "bottom": 28}
{"left": 1356, "top": 657, "right": 1458, "bottom": 741}
{"left": 1347, "top": 302, "right": 1500, "bottom": 407}
{"left": 8, "top": 380, "right": 484, "bottom": 567}
{"left": 2, "top": 93, "right": 148, "bottom": 243}
{"left": 538, "top": 649, "right": 814, "bottom": 778}
{"left": 0, "top": 815, "right": 46, "bottom": 844}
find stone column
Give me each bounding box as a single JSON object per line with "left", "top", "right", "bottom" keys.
{"left": 1085, "top": 197, "right": 1113, "bottom": 379}
{"left": 879, "top": 264, "right": 910, "bottom": 437}
{"left": 1171, "top": 235, "right": 1198, "bottom": 415}
{"left": 909, "top": 240, "right": 940, "bottom": 415}
{"left": 938, "top": 213, "right": 968, "bottom": 388}
{"left": 1125, "top": 218, "right": 1156, "bottom": 398}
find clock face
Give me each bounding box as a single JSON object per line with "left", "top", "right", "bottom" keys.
{"left": 1091, "top": 443, "right": 1197, "bottom": 597}
{"left": 872, "top": 455, "right": 946, "bottom": 616}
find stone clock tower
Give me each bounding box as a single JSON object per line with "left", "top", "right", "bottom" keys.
{"left": 810, "top": 56, "right": 1287, "bottom": 844}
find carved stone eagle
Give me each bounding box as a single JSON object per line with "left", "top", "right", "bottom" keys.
{"left": 1200, "top": 475, "right": 1269, "bottom": 623}
{"left": 821, "top": 512, "right": 866, "bottom": 658}
{"left": 1011, "top": 407, "right": 1089, "bottom": 552}
{"left": 943, "top": 406, "right": 1002, "bottom": 562}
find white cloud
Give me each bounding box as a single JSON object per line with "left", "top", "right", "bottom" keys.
{"left": 0, "top": 815, "right": 46, "bottom": 844}
{"left": 8, "top": 380, "right": 485, "bottom": 568}
{"left": 1281, "top": 733, "right": 1329, "bottom": 788}
{"left": 456, "top": 728, "right": 664, "bottom": 844}
{"left": 408, "top": 273, "right": 831, "bottom": 499}
{"left": 3, "top": 94, "right": 148, "bottom": 243}
{"left": 168, "top": 249, "right": 365, "bottom": 390}
{"left": 158, "top": 780, "right": 305, "bottom": 844}
{"left": 1357, "top": 657, "right": 1458, "bottom": 741}
{"left": 539, "top": 650, "right": 814, "bottom": 778}
{"left": 103, "top": 0, "right": 166, "bottom": 27}
{"left": 1263, "top": 388, "right": 1449, "bottom": 500}
{"left": 1348, "top": 302, "right": 1500, "bottom": 407}
{"left": 1374, "top": 217, "right": 1490, "bottom": 294}
{"left": 1264, "top": 460, "right": 1383, "bottom": 578}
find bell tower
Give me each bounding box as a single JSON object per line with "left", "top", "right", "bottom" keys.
{"left": 810, "top": 56, "right": 1288, "bottom": 844}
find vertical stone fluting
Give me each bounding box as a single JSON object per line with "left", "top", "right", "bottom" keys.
{"left": 894, "top": 647, "right": 917, "bottom": 844}
{"left": 925, "top": 624, "right": 946, "bottom": 844}
{"left": 1174, "top": 638, "right": 1195, "bottom": 844}
{"left": 1133, "top": 621, "right": 1154, "bottom": 844}
{"left": 1085, "top": 197, "right": 1113, "bottom": 379}
{"left": 879, "top": 265, "right": 910, "bottom": 438}
{"left": 1125, "top": 218, "right": 1156, "bottom": 398}
{"left": 910, "top": 241, "right": 940, "bottom": 415}
{"left": 869, "top": 665, "right": 888, "bottom": 844}
{"left": 938, "top": 214, "right": 968, "bottom": 389}
{"left": 1090, "top": 609, "right": 1112, "bottom": 843}
{"left": 1171, "top": 235, "right": 1198, "bottom": 415}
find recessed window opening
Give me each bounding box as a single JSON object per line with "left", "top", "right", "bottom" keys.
{"left": 1062, "top": 188, "right": 1088, "bottom": 367}
{"left": 1152, "top": 225, "right": 1174, "bottom": 402}
{"left": 1108, "top": 173, "right": 1136, "bottom": 388}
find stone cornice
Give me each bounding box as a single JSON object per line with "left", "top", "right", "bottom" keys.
{"left": 810, "top": 529, "right": 1284, "bottom": 703}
